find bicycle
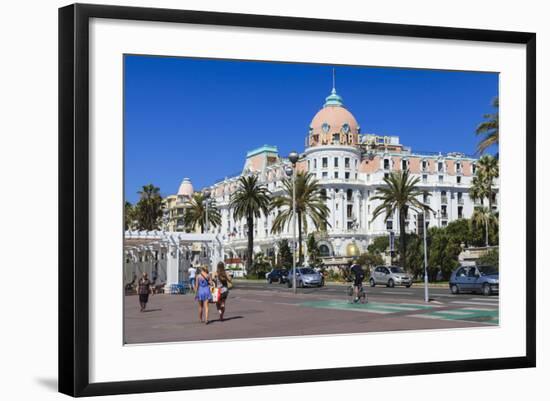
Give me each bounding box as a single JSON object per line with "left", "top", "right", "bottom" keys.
{"left": 345, "top": 278, "right": 368, "bottom": 304}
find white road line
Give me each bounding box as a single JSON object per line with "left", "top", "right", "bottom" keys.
{"left": 273, "top": 302, "right": 297, "bottom": 306}
{"left": 450, "top": 301, "right": 499, "bottom": 307}
{"left": 381, "top": 291, "right": 414, "bottom": 295}
{"left": 471, "top": 298, "right": 499, "bottom": 302}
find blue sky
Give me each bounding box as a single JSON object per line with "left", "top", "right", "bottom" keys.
{"left": 124, "top": 55, "right": 498, "bottom": 204}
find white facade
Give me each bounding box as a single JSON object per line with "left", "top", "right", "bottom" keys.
{"left": 165, "top": 86, "right": 499, "bottom": 263}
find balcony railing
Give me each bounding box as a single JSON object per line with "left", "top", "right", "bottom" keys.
{"left": 441, "top": 196, "right": 448, "bottom": 204}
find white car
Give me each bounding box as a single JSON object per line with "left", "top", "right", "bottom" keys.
{"left": 370, "top": 266, "right": 412, "bottom": 288}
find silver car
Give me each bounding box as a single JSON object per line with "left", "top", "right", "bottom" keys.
{"left": 370, "top": 266, "right": 412, "bottom": 288}
{"left": 287, "top": 267, "right": 323, "bottom": 288}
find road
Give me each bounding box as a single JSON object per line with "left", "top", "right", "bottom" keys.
{"left": 124, "top": 280, "right": 499, "bottom": 344}
{"left": 234, "top": 280, "right": 499, "bottom": 306}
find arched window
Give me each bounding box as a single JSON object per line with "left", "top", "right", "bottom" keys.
{"left": 319, "top": 244, "right": 330, "bottom": 257}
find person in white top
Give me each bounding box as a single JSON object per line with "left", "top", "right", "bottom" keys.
{"left": 188, "top": 265, "right": 197, "bottom": 293}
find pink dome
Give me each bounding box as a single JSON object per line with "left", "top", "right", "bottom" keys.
{"left": 310, "top": 106, "right": 359, "bottom": 135}
{"left": 308, "top": 87, "right": 360, "bottom": 147}
{"left": 177, "top": 178, "right": 194, "bottom": 197}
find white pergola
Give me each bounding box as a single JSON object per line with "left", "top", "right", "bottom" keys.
{"left": 124, "top": 230, "right": 224, "bottom": 293}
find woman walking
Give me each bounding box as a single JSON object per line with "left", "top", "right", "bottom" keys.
{"left": 137, "top": 272, "right": 152, "bottom": 312}
{"left": 194, "top": 266, "right": 212, "bottom": 324}
{"left": 213, "top": 262, "right": 232, "bottom": 321}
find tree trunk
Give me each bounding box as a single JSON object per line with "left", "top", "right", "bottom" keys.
{"left": 399, "top": 207, "right": 407, "bottom": 269}
{"left": 298, "top": 211, "right": 303, "bottom": 265}
{"left": 247, "top": 214, "right": 254, "bottom": 272}
{"left": 485, "top": 217, "right": 489, "bottom": 247}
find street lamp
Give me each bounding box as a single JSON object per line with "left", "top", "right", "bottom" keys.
{"left": 422, "top": 207, "right": 429, "bottom": 303}
{"left": 203, "top": 188, "right": 211, "bottom": 267}
{"left": 287, "top": 151, "right": 299, "bottom": 294}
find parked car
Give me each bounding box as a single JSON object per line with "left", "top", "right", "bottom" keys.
{"left": 369, "top": 266, "right": 412, "bottom": 288}
{"left": 287, "top": 267, "right": 323, "bottom": 288}
{"left": 265, "top": 269, "right": 289, "bottom": 284}
{"left": 449, "top": 265, "right": 499, "bottom": 296}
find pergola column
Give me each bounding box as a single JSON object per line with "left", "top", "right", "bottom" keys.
{"left": 164, "top": 244, "right": 179, "bottom": 292}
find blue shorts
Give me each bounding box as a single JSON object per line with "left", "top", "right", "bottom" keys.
{"left": 189, "top": 277, "right": 196, "bottom": 288}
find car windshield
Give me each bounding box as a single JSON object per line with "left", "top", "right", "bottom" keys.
{"left": 299, "top": 268, "right": 316, "bottom": 274}
{"left": 390, "top": 267, "right": 405, "bottom": 273}
{"left": 478, "top": 266, "right": 498, "bottom": 276}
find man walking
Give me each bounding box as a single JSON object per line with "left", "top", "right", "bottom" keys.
{"left": 188, "top": 264, "right": 197, "bottom": 293}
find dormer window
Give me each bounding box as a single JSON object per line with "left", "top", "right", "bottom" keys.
{"left": 342, "top": 123, "right": 350, "bottom": 134}
{"left": 322, "top": 123, "right": 330, "bottom": 133}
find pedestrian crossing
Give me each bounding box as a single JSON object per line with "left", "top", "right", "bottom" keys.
{"left": 299, "top": 299, "right": 499, "bottom": 325}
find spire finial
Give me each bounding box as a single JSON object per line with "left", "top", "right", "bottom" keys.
{"left": 332, "top": 68, "right": 336, "bottom": 92}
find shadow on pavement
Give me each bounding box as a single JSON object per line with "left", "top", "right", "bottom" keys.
{"left": 210, "top": 316, "right": 243, "bottom": 324}
{"left": 143, "top": 308, "right": 162, "bottom": 312}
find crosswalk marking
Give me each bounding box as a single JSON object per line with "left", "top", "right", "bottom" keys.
{"left": 450, "top": 301, "right": 499, "bottom": 307}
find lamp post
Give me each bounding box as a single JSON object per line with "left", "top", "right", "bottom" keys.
{"left": 422, "top": 207, "right": 429, "bottom": 303}
{"left": 203, "top": 189, "right": 211, "bottom": 266}
{"left": 287, "top": 151, "right": 300, "bottom": 294}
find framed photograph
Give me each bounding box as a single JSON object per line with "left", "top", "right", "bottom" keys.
{"left": 59, "top": 3, "right": 536, "bottom": 397}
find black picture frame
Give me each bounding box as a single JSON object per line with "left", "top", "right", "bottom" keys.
{"left": 59, "top": 3, "right": 536, "bottom": 397}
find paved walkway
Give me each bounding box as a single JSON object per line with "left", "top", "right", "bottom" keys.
{"left": 124, "top": 288, "right": 498, "bottom": 344}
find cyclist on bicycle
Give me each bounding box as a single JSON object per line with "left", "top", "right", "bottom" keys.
{"left": 350, "top": 259, "right": 365, "bottom": 303}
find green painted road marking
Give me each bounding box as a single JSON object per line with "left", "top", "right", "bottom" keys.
{"left": 299, "top": 300, "right": 499, "bottom": 325}
{"left": 300, "top": 300, "right": 437, "bottom": 314}
{"left": 421, "top": 308, "right": 499, "bottom": 325}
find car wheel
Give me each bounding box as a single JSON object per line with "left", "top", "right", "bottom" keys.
{"left": 482, "top": 283, "right": 492, "bottom": 296}
{"left": 405, "top": 284, "right": 412, "bottom": 288}
{"left": 387, "top": 279, "right": 395, "bottom": 288}
{"left": 450, "top": 284, "right": 460, "bottom": 294}
{"left": 369, "top": 278, "right": 376, "bottom": 287}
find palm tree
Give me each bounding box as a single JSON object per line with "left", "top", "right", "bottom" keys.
{"left": 229, "top": 175, "right": 271, "bottom": 271}
{"left": 476, "top": 155, "right": 499, "bottom": 210}
{"left": 471, "top": 206, "right": 497, "bottom": 247}
{"left": 183, "top": 192, "right": 221, "bottom": 233}
{"left": 135, "top": 184, "right": 163, "bottom": 231}
{"left": 124, "top": 201, "right": 136, "bottom": 230}
{"left": 271, "top": 172, "right": 330, "bottom": 264}
{"left": 371, "top": 170, "right": 431, "bottom": 269}
{"left": 476, "top": 97, "right": 499, "bottom": 155}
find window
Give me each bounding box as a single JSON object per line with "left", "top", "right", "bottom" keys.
{"left": 322, "top": 172, "right": 328, "bottom": 179}
{"left": 423, "top": 192, "right": 430, "bottom": 204}
{"left": 402, "top": 160, "right": 408, "bottom": 170}
{"left": 422, "top": 174, "right": 428, "bottom": 183}
{"left": 307, "top": 160, "right": 310, "bottom": 170}
{"left": 441, "top": 205, "right": 448, "bottom": 218}
{"left": 457, "top": 176, "right": 461, "bottom": 184}
{"left": 441, "top": 191, "right": 447, "bottom": 204}
{"left": 355, "top": 173, "right": 358, "bottom": 180}
{"left": 472, "top": 164, "right": 477, "bottom": 174}
{"left": 384, "top": 159, "right": 390, "bottom": 170}
{"left": 456, "top": 162, "right": 462, "bottom": 173}
{"left": 314, "top": 159, "right": 317, "bottom": 169}
{"left": 384, "top": 173, "right": 390, "bottom": 179}
{"left": 345, "top": 172, "right": 350, "bottom": 180}
{"left": 458, "top": 206, "right": 463, "bottom": 219}
{"left": 439, "top": 175, "right": 444, "bottom": 183}
{"left": 457, "top": 192, "right": 463, "bottom": 204}
{"left": 347, "top": 204, "right": 353, "bottom": 218}
{"left": 438, "top": 162, "right": 444, "bottom": 172}
{"left": 345, "top": 158, "right": 350, "bottom": 168}
{"left": 322, "top": 157, "right": 328, "bottom": 168}
{"left": 422, "top": 160, "right": 428, "bottom": 171}
{"left": 334, "top": 157, "right": 339, "bottom": 167}
{"left": 386, "top": 220, "right": 393, "bottom": 230}
{"left": 333, "top": 133, "right": 340, "bottom": 144}
{"left": 334, "top": 172, "right": 339, "bottom": 179}
{"left": 355, "top": 159, "right": 358, "bottom": 168}
{"left": 347, "top": 189, "right": 353, "bottom": 201}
